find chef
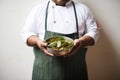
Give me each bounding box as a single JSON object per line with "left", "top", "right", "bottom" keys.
{"left": 21, "top": 0, "right": 100, "bottom": 80}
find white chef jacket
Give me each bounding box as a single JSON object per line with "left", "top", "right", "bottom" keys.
{"left": 21, "top": 0, "right": 99, "bottom": 43}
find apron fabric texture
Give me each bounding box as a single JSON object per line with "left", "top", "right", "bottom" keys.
{"left": 32, "top": 1, "right": 88, "bottom": 80}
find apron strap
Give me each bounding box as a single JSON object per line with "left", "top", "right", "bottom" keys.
{"left": 72, "top": 1, "right": 79, "bottom": 38}
{"left": 45, "top": 1, "right": 79, "bottom": 38}
{"left": 45, "top": 1, "right": 50, "bottom": 32}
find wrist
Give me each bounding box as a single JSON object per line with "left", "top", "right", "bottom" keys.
{"left": 27, "top": 35, "right": 41, "bottom": 47}
{"left": 78, "top": 38, "right": 84, "bottom": 47}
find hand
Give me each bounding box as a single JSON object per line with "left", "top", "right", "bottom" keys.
{"left": 36, "top": 40, "right": 55, "bottom": 57}
{"left": 64, "top": 39, "right": 82, "bottom": 57}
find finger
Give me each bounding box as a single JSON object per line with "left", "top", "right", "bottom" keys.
{"left": 65, "top": 50, "right": 76, "bottom": 57}
{"left": 64, "top": 50, "right": 74, "bottom": 57}
{"left": 74, "top": 39, "right": 79, "bottom": 46}
{"left": 42, "top": 48, "right": 55, "bottom": 57}
{"left": 41, "top": 42, "right": 47, "bottom": 47}
{"left": 64, "top": 46, "right": 79, "bottom": 57}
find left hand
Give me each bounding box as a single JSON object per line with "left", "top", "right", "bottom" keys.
{"left": 64, "top": 39, "right": 82, "bottom": 57}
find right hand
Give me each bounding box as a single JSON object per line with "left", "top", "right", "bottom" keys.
{"left": 36, "top": 40, "right": 55, "bottom": 57}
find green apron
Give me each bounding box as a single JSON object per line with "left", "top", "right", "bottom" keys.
{"left": 32, "top": 1, "right": 88, "bottom": 80}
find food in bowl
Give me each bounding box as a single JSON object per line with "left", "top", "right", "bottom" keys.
{"left": 45, "top": 36, "right": 74, "bottom": 56}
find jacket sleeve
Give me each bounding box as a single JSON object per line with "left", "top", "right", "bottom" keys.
{"left": 83, "top": 5, "right": 100, "bottom": 44}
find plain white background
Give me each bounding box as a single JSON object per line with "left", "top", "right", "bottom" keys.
{"left": 0, "top": 0, "right": 120, "bottom": 80}
{"left": 0, "top": 0, "right": 43, "bottom": 80}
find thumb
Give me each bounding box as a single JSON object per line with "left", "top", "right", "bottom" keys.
{"left": 41, "top": 42, "right": 47, "bottom": 47}
{"left": 74, "top": 39, "right": 79, "bottom": 46}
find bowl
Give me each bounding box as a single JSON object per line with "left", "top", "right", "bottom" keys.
{"left": 45, "top": 36, "right": 74, "bottom": 56}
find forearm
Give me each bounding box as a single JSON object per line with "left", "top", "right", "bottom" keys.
{"left": 27, "top": 35, "right": 41, "bottom": 47}
{"left": 78, "top": 35, "right": 95, "bottom": 47}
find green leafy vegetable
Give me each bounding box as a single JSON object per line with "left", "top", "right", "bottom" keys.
{"left": 45, "top": 36, "right": 73, "bottom": 51}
